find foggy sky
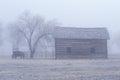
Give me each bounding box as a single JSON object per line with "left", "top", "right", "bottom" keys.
{"left": 0, "top": 0, "right": 120, "bottom": 54}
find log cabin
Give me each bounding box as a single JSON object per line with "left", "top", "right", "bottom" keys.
{"left": 54, "top": 27, "right": 110, "bottom": 59}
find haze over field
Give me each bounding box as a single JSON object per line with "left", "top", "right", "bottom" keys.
{"left": 0, "top": 0, "right": 119, "bottom": 55}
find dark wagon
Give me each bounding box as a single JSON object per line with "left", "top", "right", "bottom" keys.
{"left": 12, "top": 51, "right": 25, "bottom": 59}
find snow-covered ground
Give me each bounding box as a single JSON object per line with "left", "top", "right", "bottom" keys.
{"left": 0, "top": 57, "right": 120, "bottom": 80}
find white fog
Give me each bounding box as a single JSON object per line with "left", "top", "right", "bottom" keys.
{"left": 0, "top": 0, "right": 119, "bottom": 55}
{"left": 1, "top": 1, "right": 120, "bottom": 80}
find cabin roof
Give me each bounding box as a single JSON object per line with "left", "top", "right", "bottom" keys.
{"left": 54, "top": 27, "right": 110, "bottom": 39}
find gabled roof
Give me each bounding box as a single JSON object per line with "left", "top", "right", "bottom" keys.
{"left": 54, "top": 27, "right": 110, "bottom": 39}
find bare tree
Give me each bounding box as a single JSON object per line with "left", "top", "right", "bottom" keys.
{"left": 0, "top": 23, "right": 3, "bottom": 45}
{"left": 9, "top": 23, "right": 24, "bottom": 51}
{"left": 10, "top": 12, "right": 55, "bottom": 58}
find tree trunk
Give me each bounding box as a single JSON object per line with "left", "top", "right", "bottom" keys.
{"left": 30, "top": 51, "right": 34, "bottom": 59}
{"left": 30, "top": 49, "right": 36, "bottom": 59}
{"left": 30, "top": 52, "right": 34, "bottom": 59}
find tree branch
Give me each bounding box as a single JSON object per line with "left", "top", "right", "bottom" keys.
{"left": 32, "top": 33, "right": 51, "bottom": 53}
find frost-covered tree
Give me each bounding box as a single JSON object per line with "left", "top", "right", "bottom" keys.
{"left": 9, "top": 12, "right": 55, "bottom": 58}
{"left": 0, "top": 24, "right": 2, "bottom": 44}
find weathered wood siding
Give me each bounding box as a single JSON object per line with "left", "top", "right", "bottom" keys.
{"left": 55, "top": 38, "right": 108, "bottom": 59}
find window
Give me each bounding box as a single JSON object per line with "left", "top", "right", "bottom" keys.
{"left": 66, "top": 47, "right": 72, "bottom": 53}
{"left": 90, "top": 48, "right": 95, "bottom": 53}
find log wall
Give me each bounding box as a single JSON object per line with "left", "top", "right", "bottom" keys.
{"left": 55, "top": 38, "right": 108, "bottom": 59}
